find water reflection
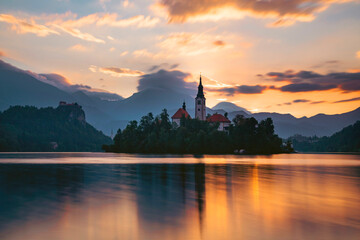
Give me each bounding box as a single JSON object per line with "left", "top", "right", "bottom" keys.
{"left": 0, "top": 154, "right": 359, "bottom": 240}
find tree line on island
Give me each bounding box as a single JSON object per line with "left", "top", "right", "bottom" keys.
{"left": 102, "top": 109, "right": 294, "bottom": 154}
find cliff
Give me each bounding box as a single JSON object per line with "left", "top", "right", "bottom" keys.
{"left": 0, "top": 104, "right": 112, "bottom": 152}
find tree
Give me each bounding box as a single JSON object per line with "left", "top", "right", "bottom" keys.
{"left": 104, "top": 111, "right": 290, "bottom": 154}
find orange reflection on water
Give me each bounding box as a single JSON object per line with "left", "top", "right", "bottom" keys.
{"left": 0, "top": 153, "right": 359, "bottom": 240}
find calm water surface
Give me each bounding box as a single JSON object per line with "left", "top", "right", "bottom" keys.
{"left": 0, "top": 153, "right": 359, "bottom": 240}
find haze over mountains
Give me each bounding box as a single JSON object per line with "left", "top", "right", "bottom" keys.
{"left": 0, "top": 59, "right": 359, "bottom": 138}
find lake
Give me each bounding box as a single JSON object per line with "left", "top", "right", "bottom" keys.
{"left": 0, "top": 153, "right": 359, "bottom": 240}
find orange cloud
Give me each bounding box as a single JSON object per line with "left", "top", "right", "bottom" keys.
{"left": 357, "top": 51, "right": 360, "bottom": 59}
{"left": 49, "top": 13, "right": 160, "bottom": 28}
{"left": 0, "top": 14, "right": 59, "bottom": 36}
{"left": 120, "top": 51, "right": 129, "bottom": 56}
{"left": 156, "top": 0, "right": 350, "bottom": 27}
{"left": 132, "top": 49, "right": 157, "bottom": 58}
{"left": 69, "top": 44, "right": 90, "bottom": 52}
{"left": 90, "top": 65, "right": 144, "bottom": 77}
{"left": 53, "top": 24, "right": 105, "bottom": 43}
{"left": 157, "top": 32, "right": 233, "bottom": 56}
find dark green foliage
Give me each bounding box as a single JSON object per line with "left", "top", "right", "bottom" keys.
{"left": 289, "top": 121, "right": 360, "bottom": 152}
{"left": 103, "top": 112, "right": 292, "bottom": 154}
{"left": 0, "top": 105, "right": 112, "bottom": 152}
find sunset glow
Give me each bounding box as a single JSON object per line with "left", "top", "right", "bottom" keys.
{"left": 0, "top": 0, "right": 359, "bottom": 117}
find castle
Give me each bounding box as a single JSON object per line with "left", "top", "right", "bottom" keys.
{"left": 171, "top": 75, "right": 231, "bottom": 131}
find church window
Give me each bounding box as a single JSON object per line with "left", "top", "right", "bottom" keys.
{"left": 198, "top": 108, "right": 200, "bottom": 111}
{"left": 197, "top": 100, "right": 201, "bottom": 104}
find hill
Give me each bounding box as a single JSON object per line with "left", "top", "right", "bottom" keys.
{"left": 288, "top": 121, "right": 360, "bottom": 152}
{"left": 0, "top": 104, "right": 112, "bottom": 152}
{"left": 212, "top": 102, "right": 250, "bottom": 114}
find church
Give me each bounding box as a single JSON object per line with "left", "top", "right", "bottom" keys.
{"left": 171, "top": 75, "right": 231, "bottom": 131}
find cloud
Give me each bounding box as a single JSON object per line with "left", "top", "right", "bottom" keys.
{"left": 37, "top": 73, "right": 72, "bottom": 90}
{"left": 89, "top": 65, "right": 144, "bottom": 77}
{"left": 99, "top": 67, "right": 144, "bottom": 77}
{"left": 69, "top": 44, "right": 89, "bottom": 52}
{"left": 156, "top": 0, "right": 348, "bottom": 27}
{"left": 213, "top": 40, "right": 226, "bottom": 46}
{"left": 209, "top": 85, "right": 267, "bottom": 96}
{"left": 0, "top": 50, "right": 5, "bottom": 57}
{"left": 311, "top": 60, "right": 339, "bottom": 69}
{"left": 89, "top": 65, "right": 97, "bottom": 73}
{"left": 53, "top": 24, "right": 105, "bottom": 43}
{"left": 132, "top": 49, "right": 156, "bottom": 58}
{"left": 137, "top": 69, "right": 197, "bottom": 96}
{"left": 0, "top": 59, "right": 123, "bottom": 100}
{"left": 280, "top": 83, "right": 337, "bottom": 92}
{"left": 1, "top": 12, "right": 159, "bottom": 42}
{"left": 148, "top": 63, "right": 179, "bottom": 72}
{"left": 37, "top": 73, "right": 123, "bottom": 100}
{"left": 0, "top": 13, "right": 105, "bottom": 43}
{"left": 311, "top": 101, "right": 326, "bottom": 104}
{"left": 0, "top": 14, "right": 59, "bottom": 36}
{"left": 120, "top": 51, "right": 128, "bottom": 56}
{"left": 157, "top": 32, "right": 233, "bottom": 56}
{"left": 264, "top": 70, "right": 360, "bottom": 92}
{"left": 293, "top": 99, "right": 310, "bottom": 103}
{"left": 277, "top": 99, "right": 326, "bottom": 106}
{"left": 49, "top": 13, "right": 160, "bottom": 29}
{"left": 357, "top": 51, "right": 360, "bottom": 59}
{"left": 333, "top": 97, "right": 360, "bottom": 103}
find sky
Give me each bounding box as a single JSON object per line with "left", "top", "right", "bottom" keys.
{"left": 0, "top": 0, "right": 359, "bottom": 117}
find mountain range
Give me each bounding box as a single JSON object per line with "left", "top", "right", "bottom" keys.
{"left": 0, "top": 59, "right": 359, "bottom": 138}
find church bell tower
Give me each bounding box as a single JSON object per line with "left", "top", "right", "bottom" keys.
{"left": 195, "top": 74, "right": 206, "bottom": 120}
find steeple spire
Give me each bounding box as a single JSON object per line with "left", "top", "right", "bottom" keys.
{"left": 197, "top": 73, "right": 204, "bottom": 98}
{"left": 182, "top": 101, "right": 186, "bottom": 110}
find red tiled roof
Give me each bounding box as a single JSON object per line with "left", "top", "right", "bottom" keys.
{"left": 207, "top": 113, "right": 231, "bottom": 123}
{"left": 172, "top": 108, "right": 191, "bottom": 119}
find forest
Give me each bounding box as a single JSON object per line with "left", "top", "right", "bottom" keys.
{"left": 288, "top": 120, "right": 360, "bottom": 152}
{"left": 103, "top": 109, "right": 293, "bottom": 154}
{"left": 0, "top": 105, "right": 112, "bottom": 152}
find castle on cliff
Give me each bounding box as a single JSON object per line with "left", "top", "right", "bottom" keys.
{"left": 171, "top": 75, "right": 231, "bottom": 131}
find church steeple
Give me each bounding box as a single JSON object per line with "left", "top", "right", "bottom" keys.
{"left": 195, "top": 73, "right": 206, "bottom": 120}
{"left": 197, "top": 73, "right": 204, "bottom": 98}
{"left": 182, "top": 101, "right": 186, "bottom": 110}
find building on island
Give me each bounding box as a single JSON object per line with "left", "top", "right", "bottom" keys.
{"left": 59, "top": 101, "right": 80, "bottom": 107}
{"left": 171, "top": 74, "right": 231, "bottom": 131}
{"left": 207, "top": 113, "right": 231, "bottom": 131}
{"left": 171, "top": 101, "right": 191, "bottom": 126}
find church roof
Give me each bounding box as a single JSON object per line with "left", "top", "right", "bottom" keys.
{"left": 172, "top": 108, "right": 191, "bottom": 119}
{"left": 207, "top": 114, "right": 231, "bottom": 123}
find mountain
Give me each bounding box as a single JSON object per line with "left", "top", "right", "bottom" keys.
{"left": 1, "top": 59, "right": 359, "bottom": 138}
{"left": 0, "top": 60, "right": 74, "bottom": 110}
{"left": 0, "top": 60, "right": 122, "bottom": 134}
{"left": 212, "top": 102, "right": 250, "bottom": 114}
{"left": 0, "top": 60, "right": 195, "bottom": 135}
{"left": 288, "top": 121, "right": 360, "bottom": 152}
{"left": 114, "top": 88, "right": 194, "bottom": 120}
{"left": 248, "top": 108, "right": 360, "bottom": 138}
{"left": 0, "top": 105, "right": 112, "bottom": 151}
